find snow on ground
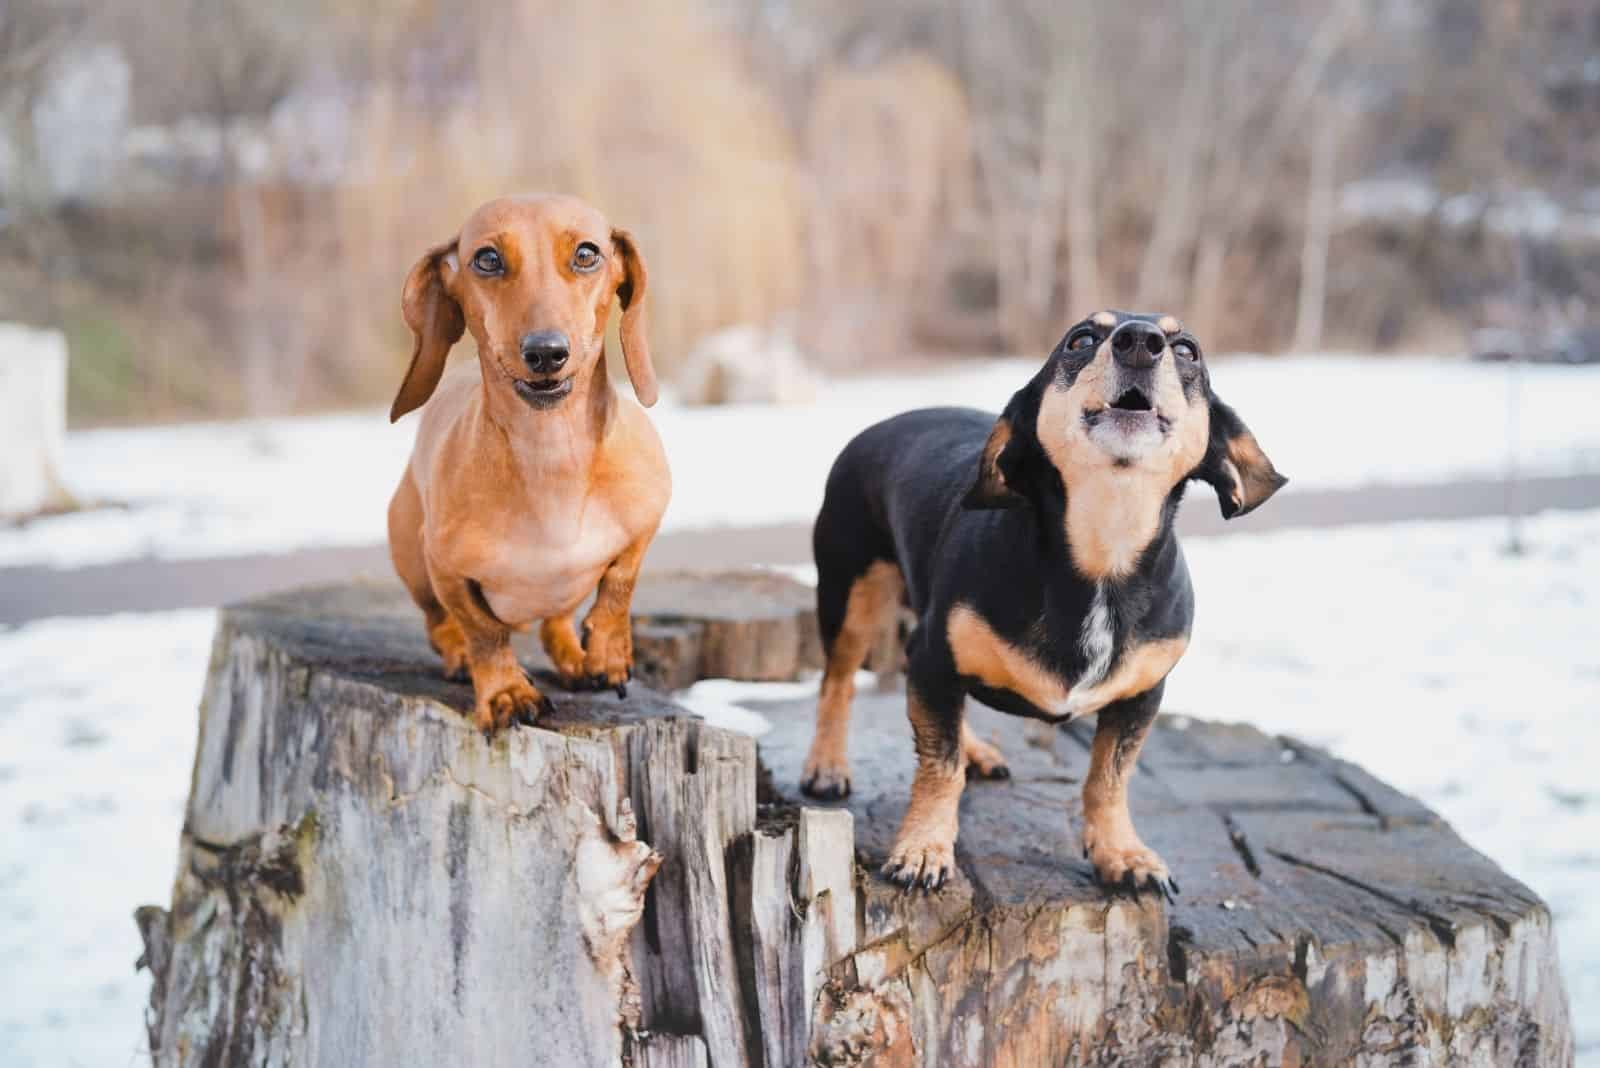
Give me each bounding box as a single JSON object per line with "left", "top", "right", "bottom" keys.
{"left": 3, "top": 354, "right": 1598, "bottom": 570}
{"left": 1, "top": 511, "right": 1597, "bottom": 1065}
{"left": 0, "top": 609, "right": 215, "bottom": 1068}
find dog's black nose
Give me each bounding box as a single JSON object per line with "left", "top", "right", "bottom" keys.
{"left": 520, "top": 331, "right": 570, "bottom": 374}
{"left": 1109, "top": 321, "right": 1166, "bottom": 369}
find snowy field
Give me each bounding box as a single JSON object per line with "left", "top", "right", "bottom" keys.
{"left": 2, "top": 509, "right": 1597, "bottom": 1066}
{"left": 3, "top": 354, "right": 1599, "bottom": 570}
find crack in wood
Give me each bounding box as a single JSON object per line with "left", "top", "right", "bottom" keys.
{"left": 1222, "top": 812, "right": 1262, "bottom": 877}
{"left": 1266, "top": 848, "right": 1459, "bottom": 948}
{"left": 1167, "top": 924, "right": 1193, "bottom": 986}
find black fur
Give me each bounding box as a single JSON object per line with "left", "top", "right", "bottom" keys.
{"left": 811, "top": 311, "right": 1285, "bottom": 890}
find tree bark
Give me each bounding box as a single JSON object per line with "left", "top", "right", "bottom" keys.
{"left": 137, "top": 580, "right": 1574, "bottom": 1067}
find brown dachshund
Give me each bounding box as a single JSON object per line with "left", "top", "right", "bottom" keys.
{"left": 387, "top": 194, "right": 670, "bottom": 734}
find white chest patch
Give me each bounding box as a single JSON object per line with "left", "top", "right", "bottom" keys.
{"left": 1077, "top": 584, "right": 1114, "bottom": 689}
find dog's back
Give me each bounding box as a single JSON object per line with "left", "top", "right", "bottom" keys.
{"left": 814, "top": 408, "right": 988, "bottom": 617}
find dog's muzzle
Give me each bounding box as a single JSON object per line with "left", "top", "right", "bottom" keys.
{"left": 1086, "top": 322, "right": 1171, "bottom": 458}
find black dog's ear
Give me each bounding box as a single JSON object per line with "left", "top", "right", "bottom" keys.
{"left": 964, "top": 384, "right": 1050, "bottom": 510}
{"left": 964, "top": 414, "right": 1028, "bottom": 509}
{"left": 1192, "top": 393, "right": 1287, "bottom": 518}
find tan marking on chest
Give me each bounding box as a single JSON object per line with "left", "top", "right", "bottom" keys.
{"left": 1063, "top": 635, "right": 1188, "bottom": 719}
{"left": 947, "top": 605, "right": 1072, "bottom": 714}
{"left": 949, "top": 604, "right": 1188, "bottom": 721}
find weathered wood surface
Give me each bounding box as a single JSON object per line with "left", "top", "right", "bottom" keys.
{"left": 755, "top": 692, "right": 1575, "bottom": 1066}
{"left": 138, "top": 580, "right": 1573, "bottom": 1068}
{"left": 631, "top": 570, "right": 826, "bottom": 688}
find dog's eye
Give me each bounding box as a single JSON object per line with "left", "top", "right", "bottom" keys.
{"left": 572, "top": 242, "right": 602, "bottom": 273}
{"left": 1173, "top": 340, "right": 1199, "bottom": 361}
{"left": 1067, "top": 330, "right": 1097, "bottom": 352}
{"left": 471, "top": 248, "right": 504, "bottom": 276}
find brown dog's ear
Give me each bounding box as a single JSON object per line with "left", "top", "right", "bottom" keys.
{"left": 611, "top": 228, "right": 657, "bottom": 407}
{"left": 390, "top": 238, "right": 465, "bottom": 423}
{"left": 1192, "top": 393, "right": 1287, "bottom": 518}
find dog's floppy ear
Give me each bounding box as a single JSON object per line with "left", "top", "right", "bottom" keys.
{"left": 964, "top": 386, "right": 1047, "bottom": 510}
{"left": 1192, "top": 393, "right": 1287, "bottom": 518}
{"left": 611, "top": 228, "right": 657, "bottom": 407}
{"left": 391, "top": 237, "right": 465, "bottom": 423}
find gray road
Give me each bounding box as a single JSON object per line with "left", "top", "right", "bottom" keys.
{"left": 2, "top": 472, "right": 1596, "bottom": 626}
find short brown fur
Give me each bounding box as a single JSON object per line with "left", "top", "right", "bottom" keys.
{"left": 387, "top": 194, "right": 670, "bottom": 733}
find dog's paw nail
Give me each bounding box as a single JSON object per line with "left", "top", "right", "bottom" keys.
{"left": 615, "top": 682, "right": 628, "bottom": 699}
{"left": 1169, "top": 876, "right": 1181, "bottom": 896}
{"left": 991, "top": 764, "right": 1011, "bottom": 780}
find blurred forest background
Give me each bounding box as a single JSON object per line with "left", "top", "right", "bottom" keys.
{"left": 1, "top": 0, "right": 1595, "bottom": 424}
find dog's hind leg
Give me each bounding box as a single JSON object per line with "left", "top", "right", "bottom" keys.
{"left": 389, "top": 469, "right": 469, "bottom": 681}
{"left": 801, "top": 559, "right": 903, "bottom": 800}
{"left": 539, "top": 614, "right": 588, "bottom": 688}
{"left": 960, "top": 722, "right": 1011, "bottom": 780}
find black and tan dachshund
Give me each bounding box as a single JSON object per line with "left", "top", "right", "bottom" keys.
{"left": 800, "top": 310, "right": 1286, "bottom": 896}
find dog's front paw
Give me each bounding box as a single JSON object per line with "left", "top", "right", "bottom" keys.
{"left": 1084, "top": 827, "right": 1178, "bottom": 901}
{"left": 475, "top": 678, "right": 553, "bottom": 735}
{"left": 881, "top": 833, "right": 957, "bottom": 892}
{"left": 800, "top": 748, "right": 852, "bottom": 801}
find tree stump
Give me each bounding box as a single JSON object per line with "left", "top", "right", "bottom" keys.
{"left": 137, "top": 580, "right": 1574, "bottom": 1067}
{"left": 0, "top": 323, "right": 73, "bottom": 519}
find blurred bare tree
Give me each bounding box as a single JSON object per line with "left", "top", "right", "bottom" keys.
{"left": 0, "top": 0, "right": 1592, "bottom": 422}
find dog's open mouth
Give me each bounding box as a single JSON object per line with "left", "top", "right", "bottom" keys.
{"left": 513, "top": 377, "right": 574, "bottom": 406}
{"left": 1085, "top": 385, "right": 1169, "bottom": 456}
{"left": 1109, "top": 386, "right": 1153, "bottom": 413}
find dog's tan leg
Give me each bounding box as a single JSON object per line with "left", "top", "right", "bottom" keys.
{"left": 426, "top": 608, "right": 470, "bottom": 682}
{"left": 429, "top": 567, "right": 550, "bottom": 734}
{"left": 1082, "top": 686, "right": 1175, "bottom": 897}
{"left": 389, "top": 469, "right": 470, "bottom": 681}
{"left": 801, "top": 561, "right": 903, "bottom": 800}
{"left": 539, "top": 614, "right": 588, "bottom": 687}
{"left": 581, "top": 535, "right": 653, "bottom": 691}
{"left": 882, "top": 686, "right": 967, "bottom": 890}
